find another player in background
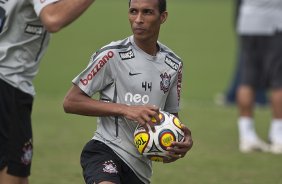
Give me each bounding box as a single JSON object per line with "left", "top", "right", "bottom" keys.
{"left": 236, "top": 0, "right": 282, "bottom": 154}
{"left": 215, "top": 0, "right": 268, "bottom": 107}
{"left": 63, "top": 0, "right": 193, "bottom": 183}
{"left": 0, "top": 1, "right": 95, "bottom": 184}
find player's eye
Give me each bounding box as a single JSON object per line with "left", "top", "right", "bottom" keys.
{"left": 143, "top": 9, "right": 154, "bottom": 15}
{"left": 129, "top": 8, "right": 138, "bottom": 15}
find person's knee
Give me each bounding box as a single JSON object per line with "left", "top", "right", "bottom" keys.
{"left": 0, "top": 167, "right": 28, "bottom": 184}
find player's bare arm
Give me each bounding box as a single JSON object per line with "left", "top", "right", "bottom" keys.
{"left": 63, "top": 85, "right": 160, "bottom": 129}
{"left": 39, "top": 0, "right": 95, "bottom": 32}
{"left": 63, "top": 85, "right": 128, "bottom": 116}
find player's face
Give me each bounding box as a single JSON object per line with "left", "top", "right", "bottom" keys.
{"left": 128, "top": 0, "right": 167, "bottom": 43}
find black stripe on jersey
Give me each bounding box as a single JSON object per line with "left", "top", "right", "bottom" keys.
{"left": 35, "top": 30, "right": 47, "bottom": 62}
{"left": 0, "top": 0, "right": 8, "bottom": 4}
{"left": 161, "top": 49, "right": 182, "bottom": 64}
{"left": 0, "top": 6, "right": 6, "bottom": 33}
{"left": 113, "top": 83, "right": 119, "bottom": 137}
{"left": 161, "top": 50, "right": 183, "bottom": 71}
{"left": 91, "top": 41, "right": 132, "bottom": 62}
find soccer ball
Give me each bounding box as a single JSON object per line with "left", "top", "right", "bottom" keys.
{"left": 133, "top": 111, "right": 185, "bottom": 162}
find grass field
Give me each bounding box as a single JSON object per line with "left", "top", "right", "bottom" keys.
{"left": 30, "top": 0, "right": 282, "bottom": 184}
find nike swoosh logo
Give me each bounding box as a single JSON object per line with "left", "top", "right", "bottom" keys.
{"left": 129, "top": 72, "right": 142, "bottom": 76}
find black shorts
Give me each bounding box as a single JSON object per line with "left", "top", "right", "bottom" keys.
{"left": 240, "top": 31, "right": 282, "bottom": 89}
{"left": 80, "top": 140, "right": 145, "bottom": 184}
{"left": 0, "top": 79, "right": 33, "bottom": 177}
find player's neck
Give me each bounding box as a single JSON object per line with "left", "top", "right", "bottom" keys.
{"left": 134, "top": 38, "right": 159, "bottom": 56}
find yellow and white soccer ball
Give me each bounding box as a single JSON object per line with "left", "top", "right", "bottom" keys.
{"left": 133, "top": 111, "right": 185, "bottom": 162}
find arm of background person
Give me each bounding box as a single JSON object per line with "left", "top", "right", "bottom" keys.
{"left": 39, "top": 0, "right": 95, "bottom": 33}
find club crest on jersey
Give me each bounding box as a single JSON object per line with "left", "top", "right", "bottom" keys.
{"left": 119, "top": 49, "right": 135, "bottom": 60}
{"left": 160, "top": 72, "right": 171, "bottom": 94}
{"left": 165, "top": 56, "right": 179, "bottom": 71}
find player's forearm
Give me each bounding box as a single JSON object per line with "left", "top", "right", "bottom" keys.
{"left": 40, "top": 0, "right": 95, "bottom": 33}
{"left": 75, "top": 100, "right": 129, "bottom": 117}
{"left": 63, "top": 90, "right": 128, "bottom": 117}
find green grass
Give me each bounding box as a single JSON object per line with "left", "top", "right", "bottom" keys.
{"left": 30, "top": 0, "right": 282, "bottom": 184}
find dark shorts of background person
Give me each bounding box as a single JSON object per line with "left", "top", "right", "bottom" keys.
{"left": 240, "top": 31, "right": 282, "bottom": 89}
{"left": 0, "top": 79, "right": 33, "bottom": 177}
{"left": 81, "top": 140, "right": 145, "bottom": 184}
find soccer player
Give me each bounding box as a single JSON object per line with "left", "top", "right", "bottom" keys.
{"left": 63, "top": 0, "right": 193, "bottom": 183}
{"left": 215, "top": 0, "right": 268, "bottom": 107}
{"left": 236, "top": 0, "right": 282, "bottom": 154}
{"left": 0, "top": 1, "right": 95, "bottom": 184}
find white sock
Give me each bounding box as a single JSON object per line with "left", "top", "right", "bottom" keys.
{"left": 238, "top": 117, "right": 258, "bottom": 141}
{"left": 269, "top": 119, "right": 282, "bottom": 143}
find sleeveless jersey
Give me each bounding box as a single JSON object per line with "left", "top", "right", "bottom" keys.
{"left": 72, "top": 36, "right": 183, "bottom": 184}
{"left": 0, "top": 0, "right": 58, "bottom": 96}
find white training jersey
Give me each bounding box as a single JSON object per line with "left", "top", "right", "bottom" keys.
{"left": 0, "top": 0, "right": 58, "bottom": 96}
{"left": 72, "top": 36, "right": 183, "bottom": 184}
{"left": 237, "top": 0, "right": 282, "bottom": 35}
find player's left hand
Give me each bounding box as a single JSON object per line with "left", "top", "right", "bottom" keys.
{"left": 163, "top": 124, "right": 193, "bottom": 163}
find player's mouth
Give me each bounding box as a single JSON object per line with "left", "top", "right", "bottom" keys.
{"left": 133, "top": 27, "right": 146, "bottom": 34}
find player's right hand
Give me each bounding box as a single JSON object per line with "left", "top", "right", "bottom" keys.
{"left": 122, "top": 104, "right": 160, "bottom": 132}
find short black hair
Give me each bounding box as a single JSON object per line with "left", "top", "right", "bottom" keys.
{"left": 128, "top": 0, "right": 167, "bottom": 14}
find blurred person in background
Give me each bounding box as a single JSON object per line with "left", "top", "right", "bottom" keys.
{"left": 236, "top": 0, "right": 282, "bottom": 154}
{"left": 0, "top": 1, "right": 95, "bottom": 184}
{"left": 215, "top": 0, "right": 268, "bottom": 107}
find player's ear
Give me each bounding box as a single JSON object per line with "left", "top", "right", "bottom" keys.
{"left": 160, "top": 11, "right": 168, "bottom": 24}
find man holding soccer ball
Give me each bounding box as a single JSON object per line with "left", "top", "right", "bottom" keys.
{"left": 63, "top": 0, "right": 193, "bottom": 183}
{"left": 0, "top": 0, "right": 95, "bottom": 184}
